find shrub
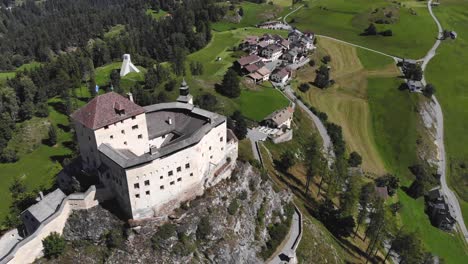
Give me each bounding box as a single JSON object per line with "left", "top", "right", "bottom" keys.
{"left": 174, "top": 233, "right": 196, "bottom": 256}
{"left": 380, "top": 29, "right": 393, "bottom": 36}
{"left": 322, "top": 55, "right": 331, "bottom": 64}
{"left": 228, "top": 199, "right": 240, "bottom": 215}
{"left": 151, "top": 223, "right": 176, "bottom": 249}
{"left": 423, "top": 84, "right": 436, "bottom": 97}
{"left": 105, "top": 229, "right": 124, "bottom": 249}
{"left": 308, "top": 59, "right": 316, "bottom": 67}
{"left": 298, "top": 83, "right": 310, "bottom": 92}
{"left": 42, "top": 232, "right": 65, "bottom": 259}
{"left": 196, "top": 216, "right": 211, "bottom": 240}
{"left": 0, "top": 149, "right": 18, "bottom": 163}
{"left": 238, "top": 190, "right": 248, "bottom": 200}
{"left": 348, "top": 151, "right": 362, "bottom": 167}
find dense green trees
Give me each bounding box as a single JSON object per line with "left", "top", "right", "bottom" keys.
{"left": 195, "top": 93, "right": 218, "bottom": 111}
{"left": 375, "top": 174, "right": 399, "bottom": 196}
{"left": 227, "top": 111, "right": 247, "bottom": 140}
{"left": 314, "top": 65, "right": 331, "bottom": 89}
{"left": 348, "top": 151, "right": 362, "bottom": 167}
{"left": 278, "top": 150, "right": 296, "bottom": 173}
{"left": 42, "top": 232, "right": 66, "bottom": 259}
{"left": 217, "top": 69, "right": 240, "bottom": 98}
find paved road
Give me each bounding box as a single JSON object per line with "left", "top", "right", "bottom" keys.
{"left": 423, "top": 0, "right": 468, "bottom": 242}
{"left": 268, "top": 209, "right": 302, "bottom": 264}
{"left": 283, "top": 86, "right": 335, "bottom": 163}
{"left": 283, "top": 5, "right": 304, "bottom": 25}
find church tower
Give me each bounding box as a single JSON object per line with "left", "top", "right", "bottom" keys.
{"left": 176, "top": 78, "right": 193, "bottom": 104}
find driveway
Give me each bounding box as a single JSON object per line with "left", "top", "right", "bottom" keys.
{"left": 268, "top": 209, "right": 302, "bottom": 264}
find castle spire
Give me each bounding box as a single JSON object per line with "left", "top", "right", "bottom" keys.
{"left": 177, "top": 78, "right": 193, "bottom": 104}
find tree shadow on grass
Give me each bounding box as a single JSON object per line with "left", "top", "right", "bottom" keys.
{"left": 57, "top": 123, "right": 71, "bottom": 133}
{"left": 50, "top": 154, "right": 73, "bottom": 165}
{"left": 62, "top": 141, "right": 76, "bottom": 151}
{"left": 48, "top": 101, "right": 67, "bottom": 115}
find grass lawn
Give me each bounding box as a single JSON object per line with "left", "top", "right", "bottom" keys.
{"left": 291, "top": 0, "right": 437, "bottom": 58}
{"left": 0, "top": 61, "right": 42, "bottom": 85}
{"left": 212, "top": 2, "right": 283, "bottom": 32}
{"left": 95, "top": 62, "right": 146, "bottom": 89}
{"left": 0, "top": 97, "right": 73, "bottom": 223}
{"left": 238, "top": 84, "right": 290, "bottom": 121}
{"left": 425, "top": 0, "right": 468, "bottom": 227}
{"left": 368, "top": 77, "right": 468, "bottom": 261}
{"left": 145, "top": 9, "right": 168, "bottom": 20}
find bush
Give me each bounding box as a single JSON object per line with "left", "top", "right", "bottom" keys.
{"left": 174, "top": 233, "right": 196, "bottom": 256}
{"left": 298, "top": 82, "right": 311, "bottom": 92}
{"left": 105, "top": 229, "right": 124, "bottom": 249}
{"left": 238, "top": 190, "right": 248, "bottom": 200}
{"left": 42, "top": 232, "right": 65, "bottom": 259}
{"left": 196, "top": 216, "right": 211, "bottom": 240}
{"left": 423, "top": 84, "right": 436, "bottom": 97}
{"left": 228, "top": 198, "right": 240, "bottom": 215}
{"left": 0, "top": 149, "right": 18, "bottom": 163}
{"left": 308, "top": 59, "right": 316, "bottom": 67}
{"left": 322, "top": 55, "right": 331, "bottom": 64}
{"left": 380, "top": 29, "right": 393, "bottom": 36}
{"left": 151, "top": 223, "right": 176, "bottom": 249}
{"left": 348, "top": 151, "right": 362, "bottom": 167}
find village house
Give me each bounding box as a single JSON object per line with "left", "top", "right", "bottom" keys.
{"left": 426, "top": 188, "right": 456, "bottom": 231}
{"left": 235, "top": 54, "right": 262, "bottom": 72}
{"left": 262, "top": 106, "right": 294, "bottom": 129}
{"left": 270, "top": 67, "right": 291, "bottom": 84}
{"left": 248, "top": 66, "right": 271, "bottom": 84}
{"left": 261, "top": 44, "right": 283, "bottom": 61}
{"left": 71, "top": 82, "right": 238, "bottom": 220}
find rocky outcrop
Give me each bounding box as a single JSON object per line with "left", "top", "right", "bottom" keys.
{"left": 38, "top": 162, "right": 293, "bottom": 264}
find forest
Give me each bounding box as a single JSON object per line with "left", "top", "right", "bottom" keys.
{"left": 0, "top": 0, "right": 226, "bottom": 161}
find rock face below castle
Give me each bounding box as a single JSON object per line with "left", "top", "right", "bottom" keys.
{"left": 36, "top": 162, "right": 293, "bottom": 264}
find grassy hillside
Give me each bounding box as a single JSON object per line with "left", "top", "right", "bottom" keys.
{"left": 290, "top": 0, "right": 437, "bottom": 58}
{"left": 0, "top": 97, "right": 76, "bottom": 222}
{"left": 425, "top": 0, "right": 468, "bottom": 227}
{"left": 368, "top": 77, "right": 468, "bottom": 263}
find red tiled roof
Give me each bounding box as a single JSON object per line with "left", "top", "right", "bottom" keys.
{"left": 237, "top": 55, "right": 261, "bottom": 66}
{"left": 71, "top": 92, "right": 145, "bottom": 130}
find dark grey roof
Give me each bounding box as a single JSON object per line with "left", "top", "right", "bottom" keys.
{"left": 22, "top": 189, "right": 66, "bottom": 222}
{"left": 177, "top": 94, "right": 193, "bottom": 104}
{"left": 99, "top": 102, "right": 226, "bottom": 169}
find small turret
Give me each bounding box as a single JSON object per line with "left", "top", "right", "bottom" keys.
{"left": 177, "top": 78, "right": 193, "bottom": 104}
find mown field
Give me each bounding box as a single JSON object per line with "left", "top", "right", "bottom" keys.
{"left": 293, "top": 37, "right": 395, "bottom": 175}
{"left": 425, "top": 0, "right": 468, "bottom": 228}
{"left": 290, "top": 0, "right": 437, "bottom": 58}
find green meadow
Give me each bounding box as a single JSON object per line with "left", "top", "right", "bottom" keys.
{"left": 368, "top": 77, "right": 468, "bottom": 262}
{"left": 425, "top": 0, "right": 468, "bottom": 227}
{"left": 290, "top": 0, "right": 437, "bottom": 58}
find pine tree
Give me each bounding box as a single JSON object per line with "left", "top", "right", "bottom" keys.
{"left": 48, "top": 125, "right": 57, "bottom": 146}
{"left": 218, "top": 69, "right": 240, "bottom": 98}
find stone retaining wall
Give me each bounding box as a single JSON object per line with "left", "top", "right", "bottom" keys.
{"left": 0, "top": 186, "right": 108, "bottom": 264}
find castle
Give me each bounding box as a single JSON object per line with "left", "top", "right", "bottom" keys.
{"left": 71, "top": 81, "right": 238, "bottom": 219}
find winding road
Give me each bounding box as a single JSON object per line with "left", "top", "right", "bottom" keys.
{"left": 422, "top": 0, "right": 468, "bottom": 242}
{"left": 281, "top": 1, "right": 468, "bottom": 241}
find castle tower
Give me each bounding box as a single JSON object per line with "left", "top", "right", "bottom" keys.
{"left": 120, "top": 54, "right": 140, "bottom": 77}
{"left": 176, "top": 78, "right": 193, "bottom": 104}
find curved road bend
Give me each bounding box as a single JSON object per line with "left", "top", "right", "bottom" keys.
{"left": 423, "top": 0, "right": 468, "bottom": 241}
{"left": 283, "top": 86, "right": 335, "bottom": 163}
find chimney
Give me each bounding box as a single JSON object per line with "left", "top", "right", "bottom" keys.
{"left": 127, "top": 92, "right": 134, "bottom": 102}
{"left": 39, "top": 191, "right": 44, "bottom": 201}
{"left": 168, "top": 118, "right": 173, "bottom": 125}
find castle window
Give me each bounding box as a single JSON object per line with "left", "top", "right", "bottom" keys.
{"left": 121, "top": 130, "right": 125, "bottom": 134}
{"left": 210, "top": 155, "right": 213, "bottom": 159}
{"left": 221, "top": 147, "right": 224, "bottom": 151}
{"left": 177, "top": 178, "right": 182, "bottom": 182}
{"left": 138, "top": 134, "right": 143, "bottom": 139}
{"left": 134, "top": 183, "right": 140, "bottom": 189}
{"left": 146, "top": 190, "right": 150, "bottom": 195}
{"left": 132, "top": 116, "right": 136, "bottom": 120}
{"left": 124, "top": 141, "right": 127, "bottom": 145}
{"left": 220, "top": 137, "right": 223, "bottom": 142}
{"left": 190, "top": 173, "right": 193, "bottom": 176}
{"left": 177, "top": 166, "right": 181, "bottom": 172}
{"left": 132, "top": 125, "right": 138, "bottom": 130}
{"left": 185, "top": 163, "right": 190, "bottom": 169}
{"left": 135, "top": 194, "right": 140, "bottom": 198}
{"left": 110, "top": 135, "right": 114, "bottom": 139}
{"left": 170, "top": 181, "right": 175, "bottom": 185}
{"left": 168, "top": 171, "right": 173, "bottom": 176}
{"left": 160, "top": 185, "right": 164, "bottom": 190}
{"left": 104, "top": 125, "right": 109, "bottom": 129}
{"left": 121, "top": 120, "right": 124, "bottom": 124}
{"left": 144, "top": 180, "right": 150, "bottom": 186}
{"left": 209, "top": 146, "right": 212, "bottom": 150}
{"left": 160, "top": 176, "right": 163, "bottom": 180}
